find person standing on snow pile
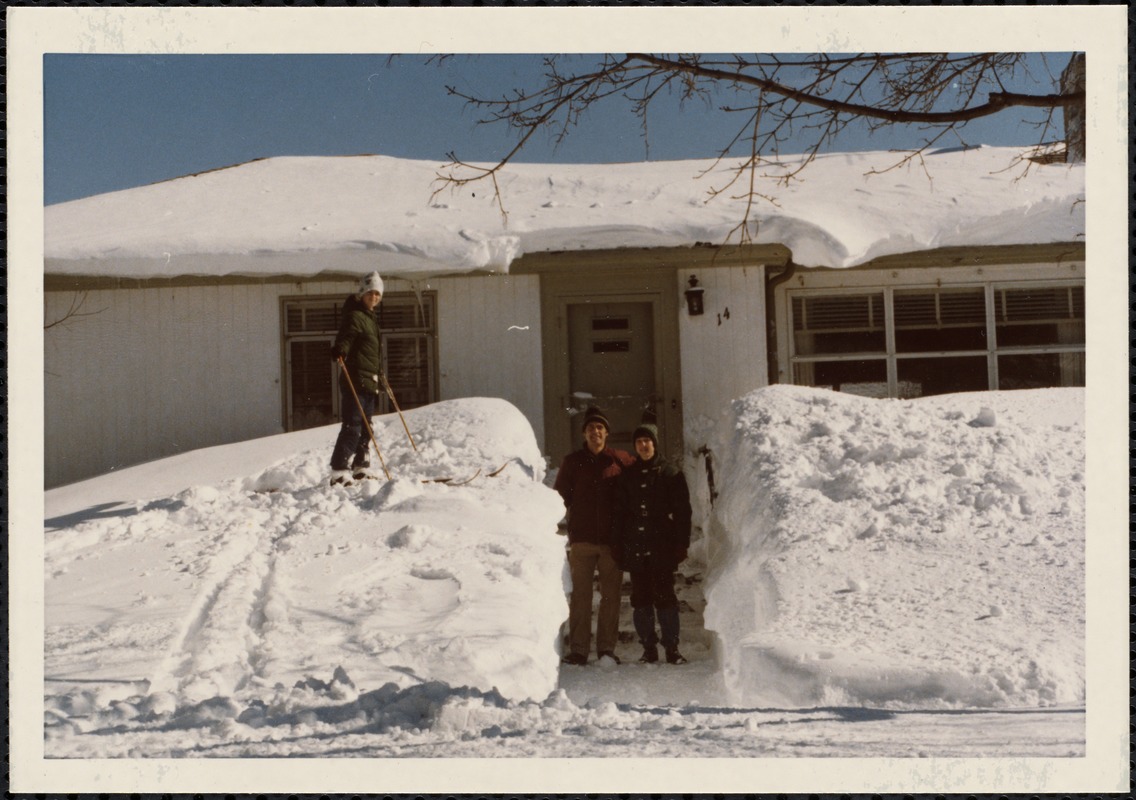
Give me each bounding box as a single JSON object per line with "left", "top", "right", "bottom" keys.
{"left": 614, "top": 421, "right": 692, "bottom": 665}
{"left": 554, "top": 406, "right": 636, "bottom": 666}
{"left": 328, "top": 271, "right": 384, "bottom": 486}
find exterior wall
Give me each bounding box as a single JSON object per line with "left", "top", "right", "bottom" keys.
{"left": 433, "top": 273, "right": 545, "bottom": 451}
{"left": 677, "top": 265, "right": 769, "bottom": 455}
{"left": 44, "top": 273, "right": 544, "bottom": 488}
{"left": 675, "top": 265, "right": 770, "bottom": 532}
{"left": 45, "top": 280, "right": 304, "bottom": 487}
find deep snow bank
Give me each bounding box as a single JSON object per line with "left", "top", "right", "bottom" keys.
{"left": 45, "top": 147, "right": 1084, "bottom": 273}
{"left": 703, "top": 386, "right": 1084, "bottom": 709}
{"left": 44, "top": 398, "right": 567, "bottom": 731}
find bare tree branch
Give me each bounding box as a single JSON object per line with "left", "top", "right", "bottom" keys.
{"left": 434, "top": 52, "right": 1084, "bottom": 239}
{"left": 45, "top": 291, "right": 104, "bottom": 330}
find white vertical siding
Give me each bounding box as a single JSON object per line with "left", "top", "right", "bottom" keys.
{"left": 44, "top": 274, "right": 544, "bottom": 487}
{"left": 434, "top": 273, "right": 545, "bottom": 451}
{"left": 674, "top": 265, "right": 768, "bottom": 532}
{"left": 43, "top": 279, "right": 354, "bottom": 488}
{"left": 677, "top": 265, "right": 769, "bottom": 452}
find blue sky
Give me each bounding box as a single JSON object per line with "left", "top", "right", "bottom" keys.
{"left": 44, "top": 53, "right": 1070, "bottom": 205}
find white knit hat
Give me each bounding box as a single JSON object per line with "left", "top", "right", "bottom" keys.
{"left": 359, "top": 271, "right": 384, "bottom": 296}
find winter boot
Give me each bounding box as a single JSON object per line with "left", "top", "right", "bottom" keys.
{"left": 638, "top": 645, "right": 659, "bottom": 664}
{"left": 351, "top": 454, "right": 373, "bottom": 481}
{"left": 329, "top": 470, "right": 354, "bottom": 487}
{"left": 665, "top": 647, "right": 688, "bottom": 665}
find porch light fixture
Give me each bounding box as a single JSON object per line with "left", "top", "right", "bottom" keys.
{"left": 684, "top": 275, "right": 705, "bottom": 316}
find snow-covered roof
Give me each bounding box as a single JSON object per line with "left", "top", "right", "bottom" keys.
{"left": 44, "top": 146, "right": 1084, "bottom": 279}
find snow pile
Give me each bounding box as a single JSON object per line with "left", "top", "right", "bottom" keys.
{"left": 703, "top": 385, "right": 1084, "bottom": 709}
{"left": 44, "top": 398, "right": 567, "bottom": 732}
{"left": 42, "top": 389, "right": 1086, "bottom": 757}
{"left": 44, "top": 146, "right": 1084, "bottom": 274}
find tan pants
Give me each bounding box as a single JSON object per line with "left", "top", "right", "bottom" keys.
{"left": 567, "top": 542, "right": 622, "bottom": 657}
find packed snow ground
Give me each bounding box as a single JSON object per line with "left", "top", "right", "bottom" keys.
{"left": 42, "top": 390, "right": 1084, "bottom": 760}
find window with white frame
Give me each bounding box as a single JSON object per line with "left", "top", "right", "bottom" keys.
{"left": 282, "top": 292, "right": 437, "bottom": 430}
{"left": 789, "top": 281, "right": 1084, "bottom": 399}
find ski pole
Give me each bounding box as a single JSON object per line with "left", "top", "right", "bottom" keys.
{"left": 337, "top": 358, "right": 391, "bottom": 480}
{"left": 381, "top": 373, "right": 418, "bottom": 452}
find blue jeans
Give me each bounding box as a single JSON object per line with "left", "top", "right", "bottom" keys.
{"left": 330, "top": 383, "right": 376, "bottom": 470}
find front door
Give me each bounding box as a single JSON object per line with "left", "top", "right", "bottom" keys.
{"left": 539, "top": 269, "right": 683, "bottom": 466}
{"left": 567, "top": 301, "right": 657, "bottom": 455}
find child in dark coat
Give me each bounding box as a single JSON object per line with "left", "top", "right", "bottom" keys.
{"left": 614, "top": 422, "right": 692, "bottom": 664}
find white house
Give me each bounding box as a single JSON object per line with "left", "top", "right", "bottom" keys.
{"left": 44, "top": 147, "right": 1085, "bottom": 488}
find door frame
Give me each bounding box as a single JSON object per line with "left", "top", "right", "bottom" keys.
{"left": 539, "top": 270, "right": 683, "bottom": 467}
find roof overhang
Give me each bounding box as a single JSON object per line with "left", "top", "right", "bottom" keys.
{"left": 843, "top": 241, "right": 1085, "bottom": 272}
{"left": 510, "top": 243, "right": 792, "bottom": 275}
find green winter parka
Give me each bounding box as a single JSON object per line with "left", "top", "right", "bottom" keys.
{"left": 613, "top": 456, "right": 692, "bottom": 570}
{"left": 332, "top": 294, "right": 382, "bottom": 395}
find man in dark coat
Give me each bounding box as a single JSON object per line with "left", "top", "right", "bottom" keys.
{"left": 553, "top": 406, "right": 635, "bottom": 665}
{"left": 329, "top": 271, "right": 384, "bottom": 484}
{"left": 614, "top": 422, "right": 692, "bottom": 664}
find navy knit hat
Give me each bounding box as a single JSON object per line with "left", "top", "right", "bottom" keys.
{"left": 582, "top": 406, "right": 611, "bottom": 432}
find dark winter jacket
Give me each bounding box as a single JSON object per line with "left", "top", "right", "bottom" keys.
{"left": 554, "top": 446, "right": 636, "bottom": 547}
{"left": 613, "top": 456, "right": 692, "bottom": 570}
{"left": 332, "top": 294, "right": 382, "bottom": 395}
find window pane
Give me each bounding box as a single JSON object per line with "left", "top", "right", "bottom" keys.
{"left": 995, "top": 285, "right": 1085, "bottom": 346}
{"left": 895, "top": 325, "right": 988, "bottom": 353}
{"left": 289, "top": 341, "right": 336, "bottom": 430}
{"left": 998, "top": 286, "right": 1084, "bottom": 321}
{"left": 381, "top": 296, "right": 433, "bottom": 330}
{"left": 894, "top": 288, "right": 987, "bottom": 353}
{"left": 793, "top": 293, "right": 884, "bottom": 330}
{"left": 792, "top": 293, "right": 886, "bottom": 355}
{"left": 385, "top": 335, "right": 433, "bottom": 409}
{"left": 792, "top": 303, "right": 886, "bottom": 353}
{"left": 997, "top": 320, "right": 1085, "bottom": 347}
{"left": 284, "top": 292, "right": 438, "bottom": 432}
{"left": 794, "top": 359, "right": 888, "bottom": 394}
{"left": 304, "top": 305, "right": 339, "bottom": 333}
{"left": 286, "top": 303, "right": 339, "bottom": 334}
{"left": 998, "top": 353, "right": 1085, "bottom": 390}
{"left": 795, "top": 329, "right": 887, "bottom": 355}
{"left": 896, "top": 355, "right": 989, "bottom": 397}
